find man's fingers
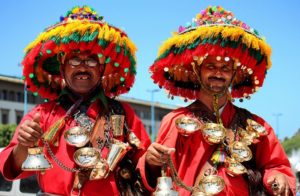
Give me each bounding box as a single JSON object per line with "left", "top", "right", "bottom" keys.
{"left": 152, "top": 142, "right": 175, "bottom": 155}
{"left": 32, "top": 113, "right": 40, "bottom": 123}
{"left": 284, "top": 187, "right": 290, "bottom": 196}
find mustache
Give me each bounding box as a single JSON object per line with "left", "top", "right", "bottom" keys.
{"left": 208, "top": 76, "right": 226, "bottom": 82}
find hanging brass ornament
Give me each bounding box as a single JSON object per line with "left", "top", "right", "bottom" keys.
{"left": 127, "top": 131, "right": 142, "bottom": 148}
{"left": 175, "top": 117, "right": 201, "bottom": 136}
{"left": 224, "top": 157, "right": 247, "bottom": 176}
{"left": 198, "top": 170, "right": 225, "bottom": 195}
{"left": 89, "top": 159, "right": 109, "bottom": 180}
{"left": 64, "top": 126, "right": 90, "bottom": 147}
{"left": 202, "top": 123, "right": 226, "bottom": 144}
{"left": 73, "top": 147, "right": 100, "bottom": 168}
{"left": 22, "top": 146, "right": 52, "bottom": 173}
{"left": 246, "top": 119, "right": 268, "bottom": 136}
{"left": 106, "top": 141, "right": 129, "bottom": 172}
{"left": 229, "top": 141, "right": 252, "bottom": 162}
{"left": 110, "top": 115, "right": 125, "bottom": 137}
{"left": 237, "top": 127, "right": 258, "bottom": 145}
{"left": 153, "top": 164, "right": 179, "bottom": 196}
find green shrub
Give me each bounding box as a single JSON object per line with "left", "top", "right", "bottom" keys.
{"left": 0, "top": 124, "right": 17, "bottom": 147}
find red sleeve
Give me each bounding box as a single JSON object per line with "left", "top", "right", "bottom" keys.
{"left": 253, "top": 115, "right": 296, "bottom": 195}
{"left": 136, "top": 108, "right": 187, "bottom": 191}
{"left": 121, "top": 102, "right": 151, "bottom": 163}
{"left": 0, "top": 104, "right": 45, "bottom": 180}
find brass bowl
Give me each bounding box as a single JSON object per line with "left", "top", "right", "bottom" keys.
{"left": 198, "top": 175, "right": 225, "bottom": 195}
{"left": 225, "top": 157, "right": 247, "bottom": 176}
{"left": 73, "top": 147, "right": 100, "bottom": 168}
{"left": 238, "top": 127, "right": 257, "bottom": 145}
{"left": 175, "top": 116, "right": 201, "bottom": 136}
{"left": 229, "top": 141, "right": 252, "bottom": 162}
{"left": 246, "top": 119, "right": 268, "bottom": 136}
{"left": 202, "top": 123, "right": 226, "bottom": 144}
{"left": 64, "top": 126, "right": 90, "bottom": 147}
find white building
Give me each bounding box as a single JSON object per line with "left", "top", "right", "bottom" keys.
{"left": 0, "top": 74, "right": 176, "bottom": 137}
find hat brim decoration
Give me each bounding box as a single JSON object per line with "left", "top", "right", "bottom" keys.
{"left": 149, "top": 6, "right": 272, "bottom": 100}
{"left": 22, "top": 6, "right": 137, "bottom": 100}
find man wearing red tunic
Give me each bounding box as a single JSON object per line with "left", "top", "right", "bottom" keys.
{"left": 0, "top": 6, "right": 151, "bottom": 196}
{"left": 137, "top": 6, "right": 296, "bottom": 196}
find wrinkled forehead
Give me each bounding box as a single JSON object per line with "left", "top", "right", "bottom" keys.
{"left": 202, "top": 55, "right": 235, "bottom": 67}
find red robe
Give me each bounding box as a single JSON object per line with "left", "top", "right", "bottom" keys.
{"left": 0, "top": 99, "right": 151, "bottom": 196}
{"left": 137, "top": 101, "right": 296, "bottom": 195}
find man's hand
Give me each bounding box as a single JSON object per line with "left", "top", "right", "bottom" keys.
{"left": 145, "top": 142, "right": 175, "bottom": 167}
{"left": 267, "top": 173, "right": 291, "bottom": 196}
{"left": 17, "top": 113, "right": 43, "bottom": 147}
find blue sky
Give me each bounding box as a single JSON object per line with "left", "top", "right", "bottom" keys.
{"left": 0, "top": 0, "right": 299, "bottom": 140}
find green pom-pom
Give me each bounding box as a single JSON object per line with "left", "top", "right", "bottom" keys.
{"left": 22, "top": 76, "right": 26, "bottom": 80}
{"left": 120, "top": 77, "right": 125, "bottom": 82}
{"left": 105, "top": 57, "right": 111, "bottom": 64}
{"left": 33, "top": 92, "right": 38, "bottom": 96}
{"left": 98, "top": 53, "right": 103, "bottom": 58}
{"left": 114, "top": 62, "right": 119, "bottom": 67}
{"left": 46, "top": 50, "right": 51, "bottom": 54}
{"left": 124, "top": 68, "right": 129, "bottom": 73}
{"left": 116, "top": 45, "right": 121, "bottom": 53}
{"left": 29, "top": 73, "right": 34, "bottom": 78}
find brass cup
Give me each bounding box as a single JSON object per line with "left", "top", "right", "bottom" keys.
{"left": 22, "top": 147, "right": 52, "bottom": 172}
{"left": 73, "top": 147, "right": 100, "bottom": 168}
{"left": 175, "top": 116, "right": 201, "bottom": 136}
{"left": 110, "top": 115, "right": 125, "bottom": 137}
{"left": 202, "top": 123, "right": 226, "bottom": 144}
{"left": 238, "top": 127, "right": 258, "bottom": 145}
{"left": 198, "top": 175, "right": 225, "bottom": 195}
{"left": 64, "top": 126, "right": 90, "bottom": 147}
{"left": 229, "top": 141, "right": 252, "bottom": 162}
{"left": 225, "top": 157, "right": 247, "bottom": 177}
{"left": 106, "top": 141, "right": 128, "bottom": 171}
{"left": 246, "top": 119, "right": 268, "bottom": 136}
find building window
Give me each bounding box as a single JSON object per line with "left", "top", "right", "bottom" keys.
{"left": 9, "top": 91, "right": 15, "bottom": 101}
{"left": 1, "top": 109, "right": 9, "bottom": 124}
{"left": 17, "top": 92, "right": 24, "bottom": 102}
{"left": 2, "top": 90, "right": 7, "bottom": 100}
{"left": 15, "top": 110, "right": 24, "bottom": 124}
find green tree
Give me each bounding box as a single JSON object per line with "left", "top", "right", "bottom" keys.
{"left": 0, "top": 124, "right": 16, "bottom": 147}
{"left": 281, "top": 132, "right": 300, "bottom": 156}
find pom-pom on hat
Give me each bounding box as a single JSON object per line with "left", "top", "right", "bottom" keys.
{"left": 149, "top": 5, "right": 272, "bottom": 100}
{"left": 22, "top": 5, "right": 137, "bottom": 100}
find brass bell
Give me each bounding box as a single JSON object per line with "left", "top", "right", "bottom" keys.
{"left": 153, "top": 176, "right": 179, "bottom": 196}
{"left": 22, "top": 147, "right": 52, "bottom": 172}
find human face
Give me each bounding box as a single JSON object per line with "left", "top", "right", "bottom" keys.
{"left": 62, "top": 51, "right": 104, "bottom": 97}
{"left": 199, "top": 55, "right": 235, "bottom": 94}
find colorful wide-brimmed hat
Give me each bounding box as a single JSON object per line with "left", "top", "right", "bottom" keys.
{"left": 22, "top": 5, "right": 137, "bottom": 100}
{"left": 149, "top": 5, "right": 272, "bottom": 100}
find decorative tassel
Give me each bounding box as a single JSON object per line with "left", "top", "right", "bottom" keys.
{"left": 43, "top": 117, "right": 66, "bottom": 146}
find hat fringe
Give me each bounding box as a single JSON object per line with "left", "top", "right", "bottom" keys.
{"left": 158, "top": 26, "right": 271, "bottom": 69}
{"left": 25, "top": 21, "right": 137, "bottom": 56}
